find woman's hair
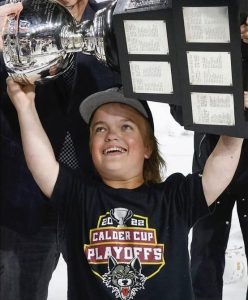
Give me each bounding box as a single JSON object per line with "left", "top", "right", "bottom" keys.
{"left": 142, "top": 119, "right": 166, "bottom": 184}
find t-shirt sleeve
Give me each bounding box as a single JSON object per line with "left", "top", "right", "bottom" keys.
{"left": 165, "top": 172, "right": 210, "bottom": 228}
{"left": 50, "top": 164, "right": 84, "bottom": 220}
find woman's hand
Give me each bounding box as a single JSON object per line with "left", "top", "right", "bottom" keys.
{"left": 0, "top": 2, "right": 23, "bottom": 49}
{"left": 6, "top": 77, "right": 35, "bottom": 112}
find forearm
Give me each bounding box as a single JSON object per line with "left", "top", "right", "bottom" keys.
{"left": 17, "top": 102, "right": 59, "bottom": 198}
{"left": 202, "top": 136, "right": 243, "bottom": 206}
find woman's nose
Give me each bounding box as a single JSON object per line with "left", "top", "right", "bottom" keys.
{"left": 104, "top": 130, "right": 119, "bottom": 142}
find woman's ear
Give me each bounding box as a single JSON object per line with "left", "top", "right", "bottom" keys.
{"left": 144, "top": 145, "right": 153, "bottom": 159}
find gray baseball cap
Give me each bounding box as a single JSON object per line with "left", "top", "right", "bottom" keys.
{"left": 79, "top": 87, "right": 154, "bottom": 130}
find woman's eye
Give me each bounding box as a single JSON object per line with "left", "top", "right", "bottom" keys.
{"left": 95, "top": 127, "right": 106, "bottom": 133}
{"left": 122, "top": 124, "right": 133, "bottom": 130}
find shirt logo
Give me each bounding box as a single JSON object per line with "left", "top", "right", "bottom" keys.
{"left": 84, "top": 208, "right": 165, "bottom": 299}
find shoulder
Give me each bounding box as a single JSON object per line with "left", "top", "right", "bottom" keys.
{"left": 53, "top": 164, "right": 99, "bottom": 195}
{"left": 163, "top": 172, "right": 190, "bottom": 185}
{"left": 160, "top": 172, "right": 203, "bottom": 195}
{"left": 149, "top": 173, "right": 192, "bottom": 195}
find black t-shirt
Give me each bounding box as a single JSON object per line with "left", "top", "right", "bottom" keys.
{"left": 51, "top": 165, "right": 209, "bottom": 300}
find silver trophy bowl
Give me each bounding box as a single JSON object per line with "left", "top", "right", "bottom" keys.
{"left": 2, "top": 0, "right": 118, "bottom": 84}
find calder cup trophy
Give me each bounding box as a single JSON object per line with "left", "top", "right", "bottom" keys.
{"left": 110, "top": 208, "right": 133, "bottom": 228}
{"left": 2, "top": 0, "right": 119, "bottom": 84}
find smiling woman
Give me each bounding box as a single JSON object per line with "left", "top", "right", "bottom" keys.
{"left": 2, "top": 1, "right": 248, "bottom": 299}
{"left": 7, "top": 65, "right": 245, "bottom": 298}
{"left": 47, "top": 103, "right": 248, "bottom": 300}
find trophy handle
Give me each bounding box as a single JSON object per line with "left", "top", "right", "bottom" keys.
{"left": 123, "top": 210, "right": 133, "bottom": 224}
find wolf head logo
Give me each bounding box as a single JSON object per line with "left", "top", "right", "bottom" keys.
{"left": 102, "top": 256, "right": 146, "bottom": 300}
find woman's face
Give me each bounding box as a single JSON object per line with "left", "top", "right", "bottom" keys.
{"left": 90, "top": 103, "right": 151, "bottom": 184}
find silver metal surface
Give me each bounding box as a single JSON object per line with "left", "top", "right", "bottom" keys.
{"left": 2, "top": 0, "right": 117, "bottom": 84}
